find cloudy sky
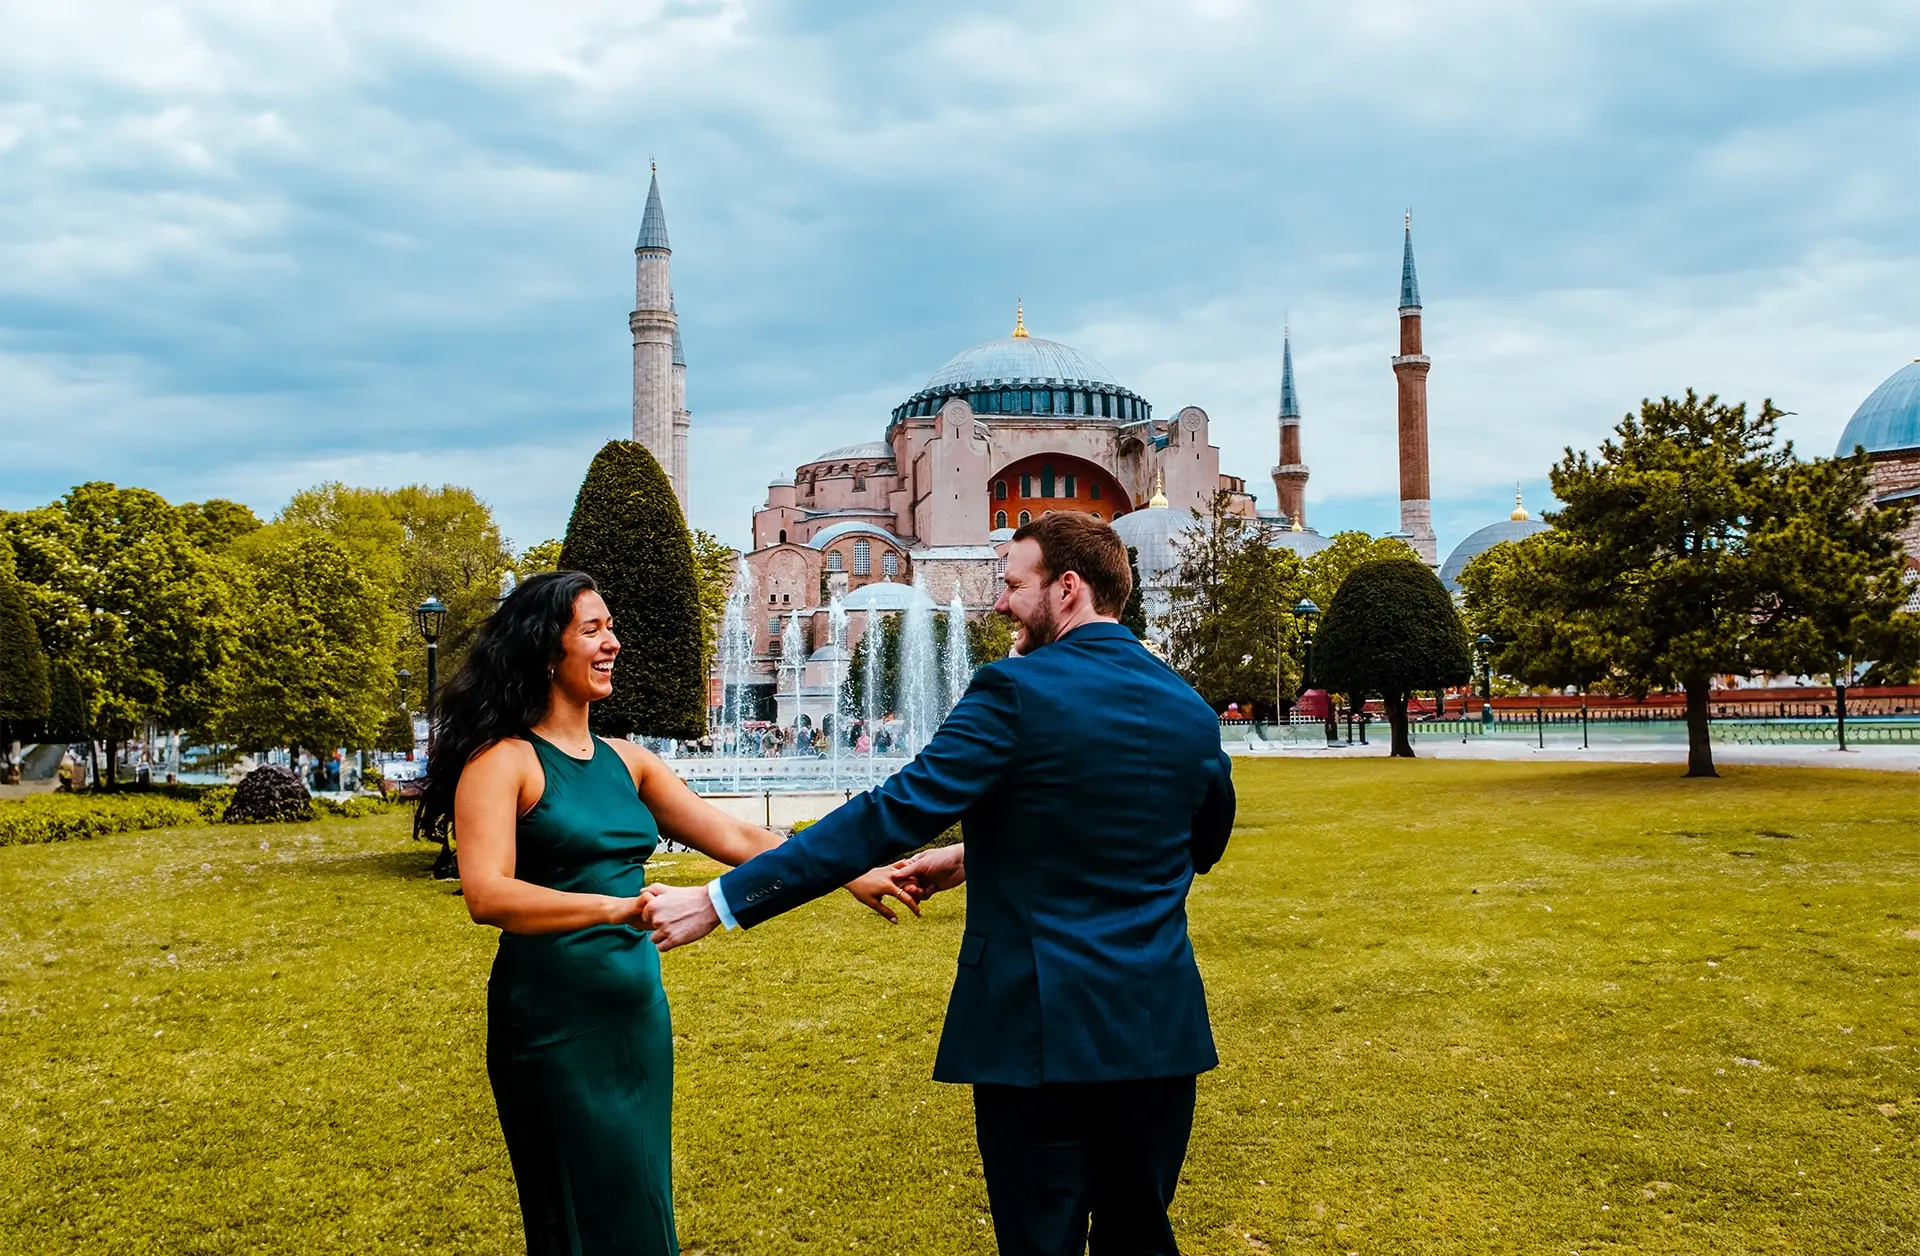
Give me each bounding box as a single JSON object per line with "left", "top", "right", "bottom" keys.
{"left": 4, "top": 0, "right": 1917, "bottom": 563}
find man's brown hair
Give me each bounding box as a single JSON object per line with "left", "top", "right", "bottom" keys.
{"left": 1011, "top": 512, "right": 1133, "bottom": 616}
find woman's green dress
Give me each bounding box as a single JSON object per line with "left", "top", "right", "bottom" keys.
{"left": 486, "top": 733, "right": 677, "bottom": 1255}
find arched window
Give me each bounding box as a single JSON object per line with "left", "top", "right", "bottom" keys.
{"left": 777, "top": 528, "right": 787, "bottom": 543}
{"left": 1090, "top": 511, "right": 1101, "bottom": 520}
{"left": 1019, "top": 389, "right": 1032, "bottom": 411}
{"left": 1063, "top": 474, "right": 1076, "bottom": 498}
{"left": 995, "top": 480, "right": 1007, "bottom": 501}
{"left": 1041, "top": 464, "right": 1056, "bottom": 497}
{"left": 853, "top": 475, "right": 865, "bottom": 492}
{"left": 1001, "top": 389, "right": 1014, "bottom": 410}
{"left": 828, "top": 551, "right": 843, "bottom": 571}
{"left": 994, "top": 510, "right": 1007, "bottom": 529}
{"left": 1035, "top": 389, "right": 1051, "bottom": 413}
{"left": 882, "top": 551, "right": 898, "bottom": 578}
{"left": 854, "top": 538, "right": 872, "bottom": 575}
{"left": 1018, "top": 510, "right": 1031, "bottom": 526}
{"left": 1020, "top": 473, "right": 1032, "bottom": 498}
{"left": 1090, "top": 482, "right": 1101, "bottom": 501}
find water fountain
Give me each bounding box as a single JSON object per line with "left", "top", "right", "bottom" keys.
{"left": 779, "top": 608, "right": 807, "bottom": 745}
{"left": 945, "top": 591, "right": 972, "bottom": 710}
{"left": 826, "top": 597, "right": 849, "bottom": 786}
{"left": 899, "top": 571, "right": 939, "bottom": 754}
{"left": 862, "top": 607, "right": 882, "bottom": 786}
{"left": 715, "top": 556, "right": 758, "bottom": 790}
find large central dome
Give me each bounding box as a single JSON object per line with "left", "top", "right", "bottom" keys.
{"left": 890, "top": 318, "right": 1152, "bottom": 427}
{"left": 1836, "top": 361, "right": 1920, "bottom": 457}
{"left": 924, "top": 335, "right": 1121, "bottom": 392}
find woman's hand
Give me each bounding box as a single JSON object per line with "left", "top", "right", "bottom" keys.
{"left": 844, "top": 866, "right": 922, "bottom": 924}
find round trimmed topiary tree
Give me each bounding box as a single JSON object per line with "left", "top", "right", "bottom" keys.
{"left": 558, "top": 441, "right": 706, "bottom": 740}
{"left": 223, "top": 764, "right": 314, "bottom": 824}
{"left": 1315, "top": 558, "right": 1472, "bottom": 758}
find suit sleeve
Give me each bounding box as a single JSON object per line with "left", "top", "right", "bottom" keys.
{"left": 717, "top": 663, "right": 1023, "bottom": 929}
{"left": 1190, "top": 748, "right": 1235, "bottom": 875}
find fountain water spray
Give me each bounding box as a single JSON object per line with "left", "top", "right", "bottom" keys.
{"left": 779, "top": 610, "right": 807, "bottom": 752}
{"left": 716, "top": 556, "right": 758, "bottom": 788}
{"left": 827, "top": 597, "right": 848, "bottom": 789}
{"left": 862, "top": 608, "right": 882, "bottom": 785}
{"left": 899, "top": 572, "right": 939, "bottom": 754}
{"left": 945, "top": 591, "right": 971, "bottom": 712}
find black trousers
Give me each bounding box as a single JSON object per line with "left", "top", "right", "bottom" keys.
{"left": 972, "top": 1074, "right": 1196, "bottom": 1256}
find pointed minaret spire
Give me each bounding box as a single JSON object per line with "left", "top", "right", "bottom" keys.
{"left": 1393, "top": 209, "right": 1436, "bottom": 566}
{"left": 631, "top": 165, "right": 684, "bottom": 510}
{"left": 1271, "top": 323, "right": 1309, "bottom": 528}
{"left": 1400, "top": 209, "right": 1421, "bottom": 311}
{"left": 637, "top": 166, "right": 670, "bottom": 252}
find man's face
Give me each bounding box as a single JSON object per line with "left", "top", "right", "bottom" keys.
{"left": 994, "top": 538, "right": 1059, "bottom": 654}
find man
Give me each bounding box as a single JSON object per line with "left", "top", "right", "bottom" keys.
{"left": 642, "top": 512, "right": 1235, "bottom": 1254}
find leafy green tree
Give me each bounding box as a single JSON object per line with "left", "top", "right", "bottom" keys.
{"left": 516, "top": 538, "right": 564, "bottom": 578}
{"left": 560, "top": 442, "right": 706, "bottom": 739}
{"left": 0, "top": 535, "right": 51, "bottom": 756}
{"left": 1300, "top": 531, "right": 1420, "bottom": 614}
{"left": 1165, "top": 491, "right": 1303, "bottom": 713}
{"left": 213, "top": 533, "right": 395, "bottom": 757}
{"left": 1458, "top": 536, "right": 1614, "bottom": 696}
{"left": 44, "top": 660, "right": 91, "bottom": 744}
{"left": 966, "top": 612, "right": 1014, "bottom": 665}
{"left": 181, "top": 499, "right": 263, "bottom": 551}
{"left": 689, "top": 529, "right": 736, "bottom": 681}
{"left": 3, "top": 484, "right": 236, "bottom": 782}
{"left": 1121, "top": 546, "right": 1148, "bottom": 639}
{"left": 1316, "top": 558, "right": 1472, "bottom": 757}
{"left": 1527, "top": 391, "right": 1916, "bottom": 776}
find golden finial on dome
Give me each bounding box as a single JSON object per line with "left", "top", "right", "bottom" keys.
{"left": 1510, "top": 484, "right": 1530, "bottom": 522}
{"left": 1291, "top": 515, "right": 1304, "bottom": 532}
{"left": 1012, "top": 299, "right": 1029, "bottom": 338}
{"left": 1148, "top": 470, "right": 1168, "bottom": 509}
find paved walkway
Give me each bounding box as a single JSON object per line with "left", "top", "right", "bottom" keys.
{"left": 1229, "top": 737, "right": 1920, "bottom": 772}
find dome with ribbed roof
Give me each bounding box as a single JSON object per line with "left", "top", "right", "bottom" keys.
{"left": 890, "top": 318, "right": 1151, "bottom": 426}
{"left": 1836, "top": 361, "right": 1920, "bottom": 457}
{"left": 808, "top": 441, "right": 893, "bottom": 464}
{"left": 1440, "top": 517, "right": 1549, "bottom": 593}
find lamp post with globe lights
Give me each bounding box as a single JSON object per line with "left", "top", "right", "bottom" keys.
{"left": 1475, "top": 633, "right": 1494, "bottom": 727}
{"left": 1294, "top": 598, "right": 1337, "bottom": 745}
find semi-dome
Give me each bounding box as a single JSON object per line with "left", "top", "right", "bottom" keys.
{"left": 1111, "top": 505, "right": 1195, "bottom": 588}
{"left": 807, "top": 521, "right": 900, "bottom": 550}
{"left": 1440, "top": 517, "right": 1548, "bottom": 592}
{"left": 839, "top": 579, "right": 936, "bottom": 613}
{"left": 1836, "top": 361, "right": 1920, "bottom": 457}
{"left": 808, "top": 441, "right": 893, "bottom": 464}
{"left": 890, "top": 312, "right": 1152, "bottom": 427}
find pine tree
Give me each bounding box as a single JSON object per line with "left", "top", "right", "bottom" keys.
{"left": 1315, "top": 558, "right": 1472, "bottom": 757}
{"left": 559, "top": 442, "right": 706, "bottom": 739}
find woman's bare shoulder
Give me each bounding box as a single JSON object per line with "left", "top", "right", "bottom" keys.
{"left": 600, "top": 736, "right": 658, "bottom": 782}
{"left": 464, "top": 737, "right": 539, "bottom": 781}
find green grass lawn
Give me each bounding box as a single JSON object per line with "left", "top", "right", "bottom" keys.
{"left": 2, "top": 760, "right": 1916, "bottom": 1254}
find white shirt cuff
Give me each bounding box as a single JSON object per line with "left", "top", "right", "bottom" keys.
{"left": 707, "top": 878, "right": 739, "bottom": 931}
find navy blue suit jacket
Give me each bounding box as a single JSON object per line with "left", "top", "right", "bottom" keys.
{"left": 717, "top": 621, "right": 1235, "bottom": 1086}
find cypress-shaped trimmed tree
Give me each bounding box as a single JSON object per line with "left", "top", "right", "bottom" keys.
{"left": 1121, "top": 546, "right": 1148, "bottom": 640}
{"left": 1316, "top": 558, "right": 1472, "bottom": 758}
{"left": 0, "top": 538, "right": 51, "bottom": 752}
{"left": 559, "top": 442, "right": 706, "bottom": 739}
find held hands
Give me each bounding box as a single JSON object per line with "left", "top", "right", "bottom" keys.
{"left": 635, "top": 883, "right": 718, "bottom": 953}
{"left": 891, "top": 843, "right": 965, "bottom": 902}
{"left": 844, "top": 867, "right": 922, "bottom": 924}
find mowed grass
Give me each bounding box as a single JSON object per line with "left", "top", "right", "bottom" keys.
{"left": 0, "top": 760, "right": 1914, "bottom": 1255}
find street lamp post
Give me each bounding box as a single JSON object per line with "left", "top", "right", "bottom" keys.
{"left": 1835, "top": 659, "right": 1851, "bottom": 752}
{"left": 1293, "top": 598, "right": 1334, "bottom": 745}
{"left": 415, "top": 597, "right": 448, "bottom": 752}
{"left": 1475, "top": 633, "right": 1494, "bottom": 727}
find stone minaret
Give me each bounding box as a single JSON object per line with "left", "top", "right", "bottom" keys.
{"left": 630, "top": 164, "right": 684, "bottom": 511}
{"left": 670, "top": 292, "right": 690, "bottom": 508}
{"left": 1270, "top": 326, "right": 1309, "bottom": 527}
{"left": 1392, "top": 211, "right": 1437, "bottom": 566}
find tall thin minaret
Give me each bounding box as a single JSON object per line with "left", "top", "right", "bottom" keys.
{"left": 1392, "top": 210, "right": 1437, "bottom": 566}
{"left": 1270, "top": 325, "right": 1309, "bottom": 527}
{"left": 630, "top": 164, "right": 684, "bottom": 511}
{"left": 670, "top": 291, "right": 689, "bottom": 507}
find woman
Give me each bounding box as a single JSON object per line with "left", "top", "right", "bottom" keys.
{"left": 417, "top": 570, "right": 912, "bottom": 1254}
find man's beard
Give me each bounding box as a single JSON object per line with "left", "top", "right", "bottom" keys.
{"left": 1014, "top": 595, "right": 1059, "bottom": 655}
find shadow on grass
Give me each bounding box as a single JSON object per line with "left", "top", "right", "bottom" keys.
{"left": 284, "top": 846, "right": 444, "bottom": 882}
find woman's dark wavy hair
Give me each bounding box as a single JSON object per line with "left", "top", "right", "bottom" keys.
{"left": 416, "top": 570, "right": 598, "bottom": 846}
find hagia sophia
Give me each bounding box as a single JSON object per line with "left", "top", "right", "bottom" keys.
{"left": 625, "top": 169, "right": 1920, "bottom": 712}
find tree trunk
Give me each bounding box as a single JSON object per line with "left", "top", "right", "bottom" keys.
{"left": 1683, "top": 678, "right": 1716, "bottom": 778}
{"left": 1386, "top": 694, "right": 1415, "bottom": 758}
{"left": 106, "top": 738, "right": 119, "bottom": 788}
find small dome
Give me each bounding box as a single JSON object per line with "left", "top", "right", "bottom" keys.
{"left": 807, "top": 521, "right": 900, "bottom": 550}
{"left": 809, "top": 441, "right": 893, "bottom": 464}
{"left": 1440, "top": 517, "right": 1550, "bottom": 592}
{"left": 807, "top": 644, "right": 850, "bottom": 663}
{"left": 1111, "top": 506, "right": 1195, "bottom": 588}
{"left": 840, "top": 580, "right": 936, "bottom": 613}
{"left": 1270, "top": 528, "right": 1333, "bottom": 558}
{"left": 987, "top": 527, "right": 1016, "bottom": 543}
{"left": 1836, "top": 361, "right": 1920, "bottom": 457}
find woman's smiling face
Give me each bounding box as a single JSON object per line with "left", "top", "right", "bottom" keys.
{"left": 553, "top": 589, "right": 619, "bottom": 704}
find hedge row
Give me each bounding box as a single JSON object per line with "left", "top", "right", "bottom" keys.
{"left": 0, "top": 790, "right": 406, "bottom": 847}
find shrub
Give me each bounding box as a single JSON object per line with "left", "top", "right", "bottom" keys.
{"left": 195, "top": 786, "right": 236, "bottom": 822}
{"left": 559, "top": 441, "right": 706, "bottom": 739}
{"left": 0, "top": 793, "right": 202, "bottom": 847}
{"left": 222, "top": 766, "right": 314, "bottom": 825}
{"left": 1316, "top": 558, "right": 1472, "bottom": 758}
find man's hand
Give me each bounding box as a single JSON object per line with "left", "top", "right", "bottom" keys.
{"left": 844, "top": 866, "right": 922, "bottom": 923}
{"left": 892, "top": 843, "right": 965, "bottom": 902}
{"left": 636, "top": 883, "right": 719, "bottom": 953}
